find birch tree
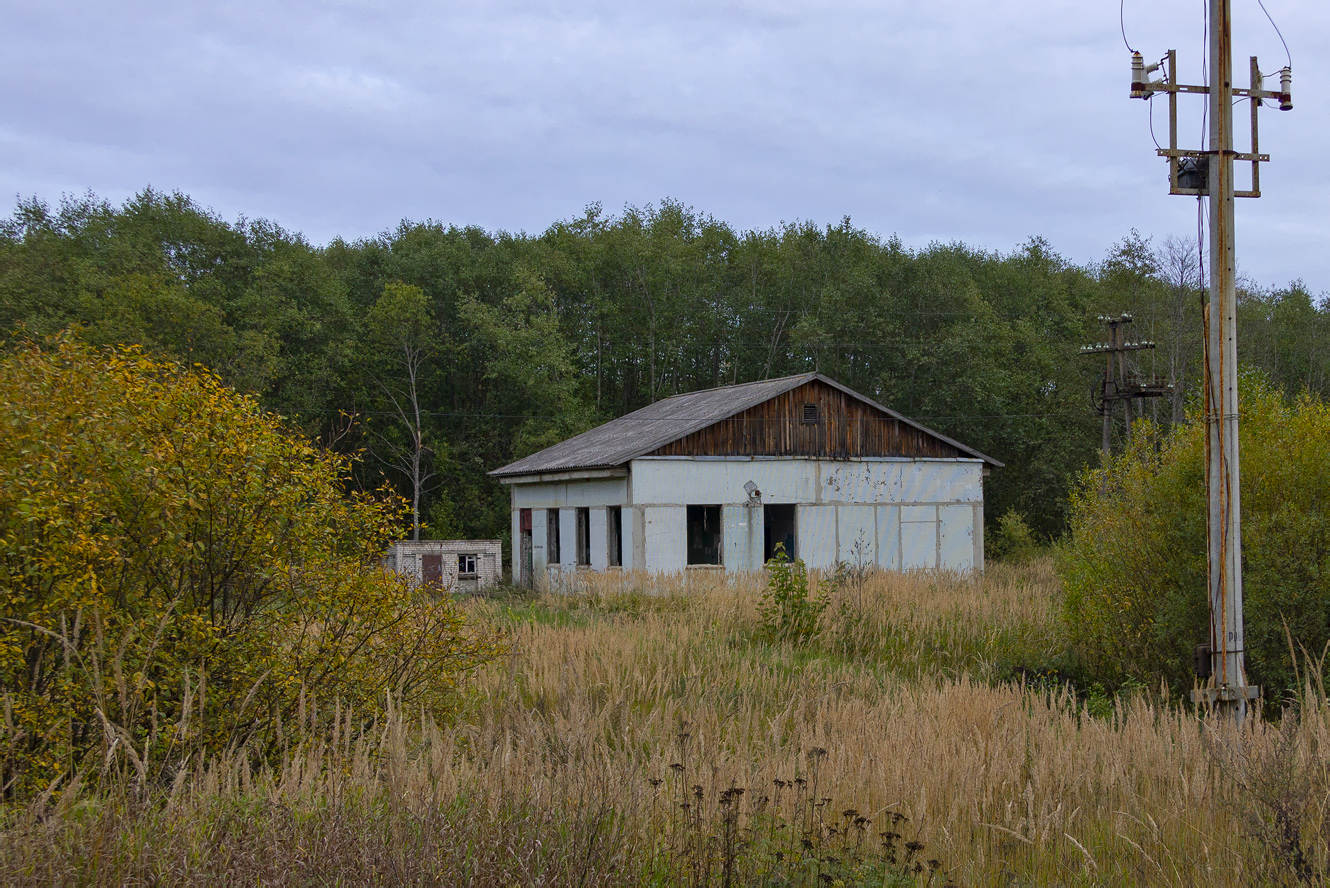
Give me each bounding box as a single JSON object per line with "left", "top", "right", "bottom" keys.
{"left": 366, "top": 281, "right": 434, "bottom": 540}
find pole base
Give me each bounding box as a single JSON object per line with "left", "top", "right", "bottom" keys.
{"left": 1190, "top": 685, "right": 1260, "bottom": 705}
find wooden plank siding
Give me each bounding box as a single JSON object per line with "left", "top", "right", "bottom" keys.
{"left": 646, "top": 380, "right": 966, "bottom": 460}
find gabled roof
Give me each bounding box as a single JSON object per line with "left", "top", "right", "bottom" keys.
{"left": 489, "top": 372, "right": 1000, "bottom": 478}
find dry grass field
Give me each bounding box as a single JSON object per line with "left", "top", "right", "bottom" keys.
{"left": 4, "top": 558, "right": 1330, "bottom": 885}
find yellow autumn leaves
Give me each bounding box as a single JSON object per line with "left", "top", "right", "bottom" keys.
{"left": 0, "top": 335, "right": 502, "bottom": 799}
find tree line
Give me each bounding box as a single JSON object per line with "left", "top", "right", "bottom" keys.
{"left": 3, "top": 189, "right": 1325, "bottom": 545}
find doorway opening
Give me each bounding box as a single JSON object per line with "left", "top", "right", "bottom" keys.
{"left": 575, "top": 507, "right": 591, "bottom": 566}
{"left": 686, "top": 505, "right": 722, "bottom": 565}
{"left": 546, "top": 509, "right": 560, "bottom": 564}
{"left": 764, "top": 504, "right": 797, "bottom": 562}
{"left": 608, "top": 506, "right": 623, "bottom": 567}
{"left": 519, "top": 508, "right": 533, "bottom": 586}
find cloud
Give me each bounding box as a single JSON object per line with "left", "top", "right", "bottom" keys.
{"left": 1, "top": 0, "right": 1325, "bottom": 290}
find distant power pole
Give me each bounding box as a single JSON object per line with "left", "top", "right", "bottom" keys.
{"left": 1080, "top": 314, "right": 1171, "bottom": 459}
{"left": 1129, "top": 0, "right": 1292, "bottom": 717}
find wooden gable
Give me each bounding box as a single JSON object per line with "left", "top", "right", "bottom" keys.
{"left": 645, "top": 379, "right": 967, "bottom": 460}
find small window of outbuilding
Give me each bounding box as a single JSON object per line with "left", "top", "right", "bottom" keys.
{"left": 802, "top": 403, "right": 819, "bottom": 424}
{"left": 687, "top": 505, "right": 722, "bottom": 565}
{"left": 458, "top": 554, "right": 478, "bottom": 576}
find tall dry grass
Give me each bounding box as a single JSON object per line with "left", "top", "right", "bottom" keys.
{"left": 4, "top": 558, "right": 1330, "bottom": 885}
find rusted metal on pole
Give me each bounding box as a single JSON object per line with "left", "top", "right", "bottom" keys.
{"left": 1203, "top": 0, "right": 1256, "bottom": 719}
{"left": 1129, "top": 0, "right": 1291, "bottom": 719}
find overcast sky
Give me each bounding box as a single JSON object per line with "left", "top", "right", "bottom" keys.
{"left": 4, "top": 1, "right": 1326, "bottom": 293}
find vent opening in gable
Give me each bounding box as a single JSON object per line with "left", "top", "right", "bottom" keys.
{"left": 801, "top": 403, "right": 819, "bottom": 424}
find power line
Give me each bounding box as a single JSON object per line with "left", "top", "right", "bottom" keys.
{"left": 1254, "top": 0, "right": 1292, "bottom": 70}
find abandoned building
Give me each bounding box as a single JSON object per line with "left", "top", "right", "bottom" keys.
{"left": 489, "top": 373, "right": 1001, "bottom": 585}
{"left": 384, "top": 539, "right": 503, "bottom": 593}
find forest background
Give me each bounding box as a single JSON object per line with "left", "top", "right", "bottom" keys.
{"left": 4, "top": 188, "right": 1326, "bottom": 549}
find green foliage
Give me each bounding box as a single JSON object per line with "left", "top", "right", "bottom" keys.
{"left": 1057, "top": 374, "right": 1330, "bottom": 703}
{"left": 7, "top": 190, "right": 1329, "bottom": 546}
{"left": 758, "top": 545, "right": 829, "bottom": 644}
{"left": 0, "top": 335, "right": 502, "bottom": 800}
{"left": 987, "top": 510, "right": 1041, "bottom": 564}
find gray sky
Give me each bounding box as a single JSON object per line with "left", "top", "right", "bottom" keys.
{"left": 4, "top": 0, "right": 1326, "bottom": 293}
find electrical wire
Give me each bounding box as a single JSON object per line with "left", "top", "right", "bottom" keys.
{"left": 1148, "top": 94, "right": 1163, "bottom": 150}
{"left": 270, "top": 406, "right": 1101, "bottom": 423}
{"left": 1200, "top": 0, "right": 1209, "bottom": 148}
{"left": 1197, "top": 196, "right": 1206, "bottom": 302}
{"left": 1120, "top": 0, "right": 1135, "bottom": 53}
{"left": 1254, "top": 0, "right": 1292, "bottom": 70}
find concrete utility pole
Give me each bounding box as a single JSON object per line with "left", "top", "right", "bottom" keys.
{"left": 1130, "top": 0, "right": 1292, "bottom": 718}
{"left": 1080, "top": 315, "right": 1171, "bottom": 460}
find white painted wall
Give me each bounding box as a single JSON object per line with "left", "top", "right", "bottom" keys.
{"left": 798, "top": 504, "right": 838, "bottom": 569}
{"left": 876, "top": 504, "right": 901, "bottom": 570}
{"left": 722, "top": 503, "right": 763, "bottom": 571}
{"left": 631, "top": 457, "right": 982, "bottom": 508}
{"left": 900, "top": 505, "right": 939, "bottom": 570}
{"left": 507, "top": 457, "right": 986, "bottom": 578}
{"left": 939, "top": 504, "right": 975, "bottom": 572}
{"left": 644, "top": 505, "right": 687, "bottom": 572}
{"left": 511, "top": 508, "right": 522, "bottom": 582}
{"left": 630, "top": 506, "right": 645, "bottom": 571}
{"left": 511, "top": 478, "right": 629, "bottom": 509}
{"left": 531, "top": 508, "right": 549, "bottom": 576}
{"left": 590, "top": 507, "right": 609, "bottom": 570}
{"left": 838, "top": 505, "right": 877, "bottom": 567}
{"left": 558, "top": 509, "right": 577, "bottom": 572}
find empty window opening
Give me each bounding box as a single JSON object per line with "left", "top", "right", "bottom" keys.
{"left": 801, "top": 403, "right": 820, "bottom": 424}
{"left": 458, "top": 553, "right": 478, "bottom": 577}
{"left": 608, "top": 506, "right": 623, "bottom": 567}
{"left": 575, "top": 507, "right": 591, "bottom": 566}
{"left": 687, "top": 505, "right": 723, "bottom": 566}
{"left": 764, "top": 504, "right": 797, "bottom": 562}
{"left": 546, "top": 509, "right": 561, "bottom": 564}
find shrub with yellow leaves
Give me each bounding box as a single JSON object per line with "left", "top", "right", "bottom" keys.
{"left": 0, "top": 335, "right": 502, "bottom": 800}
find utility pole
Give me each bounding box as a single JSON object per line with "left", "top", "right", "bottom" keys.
{"left": 1081, "top": 314, "right": 1171, "bottom": 460}
{"left": 1130, "top": 1, "right": 1292, "bottom": 718}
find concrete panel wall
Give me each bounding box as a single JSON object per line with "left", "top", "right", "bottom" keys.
{"left": 630, "top": 506, "right": 646, "bottom": 571}
{"left": 630, "top": 459, "right": 819, "bottom": 506}
{"left": 531, "top": 508, "right": 549, "bottom": 576}
{"left": 972, "top": 504, "right": 984, "bottom": 571}
{"left": 938, "top": 504, "right": 975, "bottom": 571}
{"left": 876, "top": 505, "right": 901, "bottom": 570}
{"left": 722, "top": 504, "right": 763, "bottom": 571}
{"left": 509, "top": 457, "right": 984, "bottom": 575}
{"left": 511, "top": 508, "right": 522, "bottom": 582}
{"left": 631, "top": 458, "right": 981, "bottom": 507}
{"left": 635, "top": 505, "right": 651, "bottom": 568}
{"left": 837, "top": 505, "right": 877, "bottom": 567}
{"left": 558, "top": 509, "right": 577, "bottom": 571}
{"left": 798, "top": 504, "right": 838, "bottom": 569}
{"left": 821, "top": 460, "right": 983, "bottom": 505}
{"left": 511, "top": 478, "right": 629, "bottom": 509}
{"left": 590, "top": 507, "right": 609, "bottom": 570}
{"left": 644, "top": 505, "right": 687, "bottom": 572}
{"left": 901, "top": 504, "right": 939, "bottom": 570}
